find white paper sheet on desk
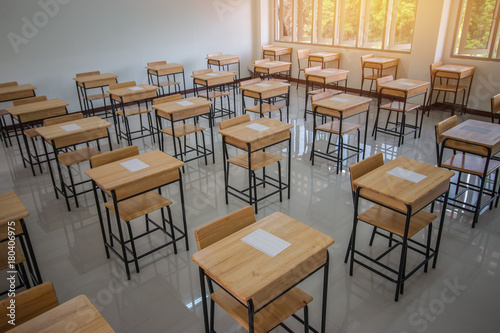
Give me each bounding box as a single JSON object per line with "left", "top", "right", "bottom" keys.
{"left": 387, "top": 167, "right": 427, "bottom": 183}
{"left": 120, "top": 159, "right": 150, "bottom": 172}
{"left": 255, "top": 83, "right": 271, "bottom": 87}
{"left": 461, "top": 125, "right": 491, "bottom": 134}
{"left": 205, "top": 73, "right": 218, "bottom": 76}
{"left": 60, "top": 124, "right": 81, "bottom": 132}
{"left": 330, "top": 97, "right": 350, "bottom": 103}
{"left": 245, "top": 123, "right": 270, "bottom": 132}
{"left": 398, "top": 82, "right": 416, "bottom": 86}
{"left": 265, "top": 62, "right": 276, "bottom": 65}
{"left": 128, "top": 86, "right": 144, "bottom": 91}
{"left": 177, "top": 101, "right": 194, "bottom": 107}
{"left": 241, "top": 228, "right": 291, "bottom": 257}
{"left": 440, "top": 66, "right": 457, "bottom": 71}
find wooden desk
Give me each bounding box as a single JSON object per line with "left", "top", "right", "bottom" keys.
{"left": 206, "top": 54, "right": 241, "bottom": 80}
{"left": 10, "top": 295, "right": 114, "bottom": 332}
{"left": 252, "top": 61, "right": 292, "bottom": 81}
{"left": 85, "top": 150, "right": 188, "bottom": 279}
{"left": 375, "top": 78, "right": 429, "bottom": 146}
{"left": 308, "top": 51, "right": 341, "bottom": 69}
{"left": 305, "top": 68, "right": 349, "bottom": 92}
{"left": 152, "top": 96, "right": 215, "bottom": 163}
{"left": 192, "top": 212, "right": 334, "bottom": 333}
{"left": 351, "top": 157, "right": 454, "bottom": 301}
{"left": 311, "top": 94, "right": 371, "bottom": 173}
{"left": 239, "top": 80, "right": 291, "bottom": 121}
{"left": 219, "top": 117, "right": 293, "bottom": 212}
{"left": 361, "top": 56, "right": 399, "bottom": 95}
{"left": 192, "top": 71, "right": 236, "bottom": 121}
{"left": 0, "top": 84, "right": 36, "bottom": 103}
{"left": 73, "top": 73, "right": 118, "bottom": 113}
{"left": 0, "top": 191, "right": 42, "bottom": 286}
{"left": 441, "top": 119, "right": 500, "bottom": 156}
{"left": 37, "top": 117, "right": 112, "bottom": 211}
{"left": 262, "top": 46, "right": 292, "bottom": 62}
{"left": 107, "top": 84, "right": 159, "bottom": 144}
{"left": 6, "top": 99, "right": 69, "bottom": 175}
{"left": 145, "top": 63, "right": 186, "bottom": 97}
{"left": 430, "top": 63, "right": 476, "bottom": 113}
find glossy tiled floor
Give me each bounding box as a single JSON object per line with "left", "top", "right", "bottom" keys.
{"left": 1, "top": 85, "right": 499, "bottom": 333}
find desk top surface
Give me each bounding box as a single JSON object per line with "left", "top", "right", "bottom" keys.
{"left": 306, "top": 68, "right": 349, "bottom": 78}
{"left": 107, "top": 84, "right": 159, "bottom": 97}
{"left": 442, "top": 119, "right": 500, "bottom": 152}
{"left": 191, "top": 212, "right": 334, "bottom": 303}
{"left": 191, "top": 70, "right": 236, "bottom": 80}
{"left": 363, "top": 56, "right": 399, "bottom": 64}
{"left": 5, "top": 99, "right": 69, "bottom": 116}
{"left": 252, "top": 61, "right": 292, "bottom": 69}
{"left": 152, "top": 96, "right": 213, "bottom": 114}
{"left": 0, "top": 191, "right": 29, "bottom": 224}
{"left": 312, "top": 93, "right": 372, "bottom": 111}
{"left": 218, "top": 117, "right": 293, "bottom": 143}
{"left": 206, "top": 54, "right": 240, "bottom": 61}
{"left": 308, "top": 51, "right": 340, "bottom": 58}
{"left": 378, "top": 78, "right": 429, "bottom": 91}
{"left": 73, "top": 73, "right": 118, "bottom": 83}
{"left": 10, "top": 295, "right": 115, "bottom": 333}
{"left": 85, "top": 150, "right": 184, "bottom": 192}
{"left": 36, "top": 116, "right": 111, "bottom": 141}
{"left": 435, "top": 64, "right": 476, "bottom": 74}
{"left": 262, "top": 46, "right": 292, "bottom": 53}
{"left": 353, "top": 157, "right": 454, "bottom": 207}
{"left": 145, "top": 63, "right": 184, "bottom": 71}
{"left": 0, "top": 84, "right": 36, "bottom": 95}
{"left": 239, "top": 80, "right": 290, "bottom": 93}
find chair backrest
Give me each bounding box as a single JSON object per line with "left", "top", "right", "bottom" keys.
{"left": 435, "top": 115, "right": 458, "bottom": 145}
{"left": 43, "top": 112, "right": 84, "bottom": 126}
{"left": 0, "top": 81, "right": 18, "bottom": 88}
{"left": 430, "top": 61, "right": 443, "bottom": 77}
{"left": 311, "top": 90, "right": 335, "bottom": 103}
{"left": 90, "top": 145, "right": 139, "bottom": 168}
{"left": 109, "top": 81, "right": 136, "bottom": 90}
{"left": 297, "top": 49, "right": 311, "bottom": 61}
{"left": 147, "top": 60, "right": 167, "bottom": 67}
{"left": 239, "top": 78, "right": 261, "bottom": 87}
{"left": 207, "top": 52, "right": 223, "bottom": 58}
{"left": 492, "top": 93, "right": 500, "bottom": 117}
{"left": 76, "top": 71, "right": 100, "bottom": 78}
{"left": 304, "top": 66, "right": 322, "bottom": 74}
{"left": 153, "top": 94, "right": 182, "bottom": 105}
{"left": 219, "top": 114, "right": 251, "bottom": 130}
{"left": 195, "top": 206, "right": 256, "bottom": 250}
{"left": 0, "top": 281, "right": 59, "bottom": 332}
{"left": 361, "top": 54, "right": 374, "bottom": 67}
{"left": 254, "top": 58, "right": 271, "bottom": 65}
{"left": 192, "top": 68, "right": 213, "bottom": 76}
{"left": 376, "top": 75, "right": 394, "bottom": 92}
{"left": 12, "top": 95, "right": 47, "bottom": 106}
{"left": 349, "top": 152, "right": 384, "bottom": 192}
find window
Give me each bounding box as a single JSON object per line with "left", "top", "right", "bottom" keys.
{"left": 274, "top": 0, "right": 417, "bottom": 52}
{"left": 454, "top": 0, "right": 500, "bottom": 59}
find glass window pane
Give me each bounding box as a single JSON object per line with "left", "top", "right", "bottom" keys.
{"left": 339, "top": 0, "right": 361, "bottom": 46}
{"left": 464, "top": 0, "right": 496, "bottom": 51}
{"left": 278, "top": 0, "right": 293, "bottom": 40}
{"left": 359, "top": 0, "right": 387, "bottom": 49}
{"left": 393, "top": 0, "right": 417, "bottom": 49}
{"left": 317, "top": 0, "right": 335, "bottom": 44}
{"left": 297, "top": 0, "right": 313, "bottom": 41}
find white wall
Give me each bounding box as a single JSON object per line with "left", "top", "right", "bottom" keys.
{"left": 0, "top": 0, "right": 255, "bottom": 113}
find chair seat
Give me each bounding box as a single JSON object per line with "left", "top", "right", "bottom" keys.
{"left": 198, "top": 91, "right": 230, "bottom": 99}
{"left": 157, "top": 80, "right": 180, "bottom": 87}
{"left": 363, "top": 74, "right": 383, "bottom": 80}
{"left": 442, "top": 153, "right": 500, "bottom": 177}
{"left": 228, "top": 151, "right": 282, "bottom": 171}
{"left": 117, "top": 106, "right": 151, "bottom": 117}
{"left": 358, "top": 205, "right": 436, "bottom": 239}
{"left": 308, "top": 88, "right": 342, "bottom": 96}
{"left": 161, "top": 123, "right": 205, "bottom": 137}
{"left": 0, "top": 241, "right": 26, "bottom": 269}
{"left": 58, "top": 147, "right": 101, "bottom": 167}
{"left": 380, "top": 101, "right": 421, "bottom": 112}
{"left": 245, "top": 103, "right": 283, "bottom": 114}
{"left": 23, "top": 128, "right": 40, "bottom": 139}
{"left": 210, "top": 287, "right": 312, "bottom": 333}
{"left": 85, "top": 93, "right": 108, "bottom": 101}
{"left": 432, "top": 84, "right": 467, "bottom": 92}
{"left": 104, "top": 191, "right": 172, "bottom": 222}
{"left": 316, "top": 120, "right": 362, "bottom": 134}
